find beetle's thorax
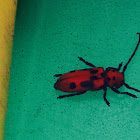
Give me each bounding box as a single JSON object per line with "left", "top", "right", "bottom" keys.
{"left": 104, "top": 68, "right": 124, "bottom": 88}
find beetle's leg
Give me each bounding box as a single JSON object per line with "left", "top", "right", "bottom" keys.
{"left": 78, "top": 57, "right": 95, "bottom": 67}
{"left": 124, "top": 83, "right": 140, "bottom": 92}
{"left": 117, "top": 62, "right": 123, "bottom": 71}
{"left": 54, "top": 74, "right": 62, "bottom": 77}
{"left": 111, "top": 87, "right": 137, "bottom": 98}
{"left": 103, "top": 87, "right": 110, "bottom": 106}
{"left": 57, "top": 91, "right": 86, "bottom": 99}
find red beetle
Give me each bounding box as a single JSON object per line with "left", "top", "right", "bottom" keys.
{"left": 54, "top": 33, "right": 140, "bottom": 106}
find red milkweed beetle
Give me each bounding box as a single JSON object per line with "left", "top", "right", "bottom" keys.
{"left": 54, "top": 33, "right": 140, "bottom": 106}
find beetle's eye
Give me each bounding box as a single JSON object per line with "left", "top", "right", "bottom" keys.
{"left": 113, "top": 76, "right": 116, "bottom": 80}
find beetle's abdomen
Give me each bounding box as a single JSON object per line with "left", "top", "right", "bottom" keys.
{"left": 54, "top": 76, "right": 92, "bottom": 92}
{"left": 54, "top": 67, "right": 105, "bottom": 92}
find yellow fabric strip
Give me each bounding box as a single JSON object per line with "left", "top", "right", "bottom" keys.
{"left": 0, "top": 0, "right": 17, "bottom": 139}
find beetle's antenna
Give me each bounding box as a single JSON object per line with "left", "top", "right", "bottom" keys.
{"left": 124, "top": 83, "right": 140, "bottom": 92}
{"left": 122, "top": 33, "right": 140, "bottom": 74}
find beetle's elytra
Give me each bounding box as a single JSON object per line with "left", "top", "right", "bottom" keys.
{"left": 54, "top": 33, "right": 140, "bottom": 106}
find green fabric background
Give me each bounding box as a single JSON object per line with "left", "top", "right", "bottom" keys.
{"left": 5, "top": 0, "right": 140, "bottom": 139}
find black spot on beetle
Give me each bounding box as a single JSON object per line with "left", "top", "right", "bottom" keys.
{"left": 80, "top": 81, "right": 93, "bottom": 88}
{"left": 113, "top": 76, "right": 116, "bottom": 80}
{"left": 90, "top": 70, "right": 98, "bottom": 74}
{"left": 70, "top": 70, "right": 76, "bottom": 73}
{"left": 101, "top": 73, "right": 104, "bottom": 76}
{"left": 90, "top": 76, "right": 98, "bottom": 80}
{"left": 70, "top": 82, "right": 76, "bottom": 89}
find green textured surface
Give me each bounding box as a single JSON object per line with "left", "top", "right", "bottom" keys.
{"left": 5, "top": 0, "right": 140, "bottom": 140}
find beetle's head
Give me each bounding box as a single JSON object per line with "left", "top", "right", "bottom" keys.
{"left": 104, "top": 68, "right": 124, "bottom": 88}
